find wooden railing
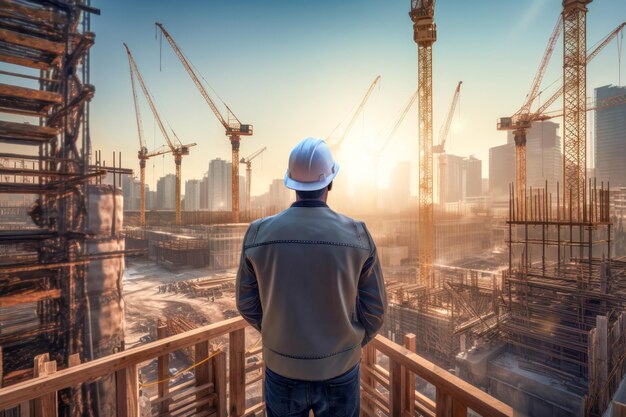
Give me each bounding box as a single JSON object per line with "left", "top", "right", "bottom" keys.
{"left": 364, "top": 334, "right": 513, "bottom": 417}
{"left": 0, "top": 317, "right": 513, "bottom": 417}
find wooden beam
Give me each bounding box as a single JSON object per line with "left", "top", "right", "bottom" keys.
{"left": 0, "top": 289, "right": 61, "bottom": 308}
{"left": 0, "top": 83, "right": 62, "bottom": 104}
{"left": 0, "top": 29, "right": 64, "bottom": 54}
{"left": 0, "top": 317, "right": 247, "bottom": 410}
{"left": 33, "top": 354, "right": 57, "bottom": 417}
{"left": 371, "top": 335, "right": 513, "bottom": 417}
{"left": 214, "top": 351, "right": 227, "bottom": 417}
{"left": 195, "top": 339, "right": 211, "bottom": 414}
{"left": 157, "top": 323, "right": 170, "bottom": 415}
{"left": 0, "top": 53, "right": 52, "bottom": 70}
{"left": 0, "top": 0, "right": 67, "bottom": 25}
{"left": 228, "top": 328, "right": 245, "bottom": 417}
{"left": 389, "top": 359, "right": 403, "bottom": 417}
{"left": 403, "top": 334, "right": 416, "bottom": 417}
{"left": 115, "top": 365, "right": 138, "bottom": 417}
{"left": 0, "top": 120, "right": 59, "bottom": 143}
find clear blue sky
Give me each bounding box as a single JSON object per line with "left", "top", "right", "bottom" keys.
{"left": 86, "top": 0, "right": 625, "bottom": 195}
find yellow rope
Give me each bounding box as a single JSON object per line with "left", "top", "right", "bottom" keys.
{"left": 139, "top": 347, "right": 223, "bottom": 388}
{"left": 246, "top": 336, "right": 262, "bottom": 354}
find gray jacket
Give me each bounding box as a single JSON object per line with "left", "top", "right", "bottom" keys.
{"left": 236, "top": 199, "right": 386, "bottom": 381}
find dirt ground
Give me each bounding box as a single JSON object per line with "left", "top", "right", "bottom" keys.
{"left": 122, "top": 258, "right": 263, "bottom": 405}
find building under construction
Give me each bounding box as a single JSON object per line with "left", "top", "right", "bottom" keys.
{"left": 0, "top": 1, "right": 130, "bottom": 415}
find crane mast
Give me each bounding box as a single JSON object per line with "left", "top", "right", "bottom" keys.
{"left": 156, "top": 23, "right": 252, "bottom": 223}
{"left": 562, "top": 0, "right": 591, "bottom": 221}
{"left": 410, "top": 0, "right": 436, "bottom": 288}
{"left": 434, "top": 81, "right": 462, "bottom": 206}
{"left": 498, "top": 20, "right": 624, "bottom": 219}
{"left": 240, "top": 147, "right": 267, "bottom": 218}
{"left": 124, "top": 43, "right": 196, "bottom": 225}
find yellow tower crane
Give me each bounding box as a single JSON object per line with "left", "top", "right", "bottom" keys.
{"left": 497, "top": 20, "right": 625, "bottom": 218}
{"left": 156, "top": 23, "right": 253, "bottom": 223}
{"left": 239, "top": 146, "right": 267, "bottom": 218}
{"left": 126, "top": 49, "right": 176, "bottom": 226}
{"left": 124, "top": 44, "right": 196, "bottom": 225}
{"left": 409, "top": 0, "right": 436, "bottom": 288}
{"left": 433, "top": 81, "right": 462, "bottom": 206}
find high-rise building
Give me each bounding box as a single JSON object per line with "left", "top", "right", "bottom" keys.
{"left": 156, "top": 173, "right": 176, "bottom": 210}
{"left": 121, "top": 174, "right": 141, "bottom": 210}
{"left": 269, "top": 179, "right": 291, "bottom": 212}
{"left": 207, "top": 158, "right": 246, "bottom": 212}
{"left": 184, "top": 179, "right": 201, "bottom": 210}
{"left": 490, "top": 121, "right": 561, "bottom": 197}
{"left": 595, "top": 84, "right": 626, "bottom": 188}
{"left": 462, "top": 155, "right": 482, "bottom": 199}
{"left": 200, "top": 174, "right": 209, "bottom": 209}
{"left": 441, "top": 155, "right": 481, "bottom": 203}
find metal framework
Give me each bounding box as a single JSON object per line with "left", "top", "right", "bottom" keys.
{"left": 156, "top": 23, "right": 252, "bottom": 224}
{"left": 562, "top": 0, "right": 591, "bottom": 221}
{"left": 410, "top": 0, "right": 436, "bottom": 287}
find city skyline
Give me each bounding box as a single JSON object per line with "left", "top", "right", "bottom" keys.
{"left": 80, "top": 0, "right": 625, "bottom": 196}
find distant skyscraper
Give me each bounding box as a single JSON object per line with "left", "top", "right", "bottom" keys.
{"left": 156, "top": 173, "right": 176, "bottom": 210}
{"left": 121, "top": 174, "right": 141, "bottom": 210}
{"left": 269, "top": 179, "right": 291, "bottom": 212}
{"left": 184, "top": 179, "right": 201, "bottom": 210}
{"left": 595, "top": 84, "right": 626, "bottom": 188}
{"left": 207, "top": 158, "right": 246, "bottom": 211}
{"left": 462, "top": 155, "right": 482, "bottom": 199}
{"left": 443, "top": 154, "right": 464, "bottom": 203}
{"left": 490, "top": 121, "right": 561, "bottom": 197}
{"left": 208, "top": 159, "right": 230, "bottom": 211}
{"left": 200, "top": 174, "right": 209, "bottom": 209}
{"left": 442, "top": 155, "right": 482, "bottom": 202}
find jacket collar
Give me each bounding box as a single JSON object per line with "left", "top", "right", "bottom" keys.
{"left": 290, "top": 199, "right": 328, "bottom": 208}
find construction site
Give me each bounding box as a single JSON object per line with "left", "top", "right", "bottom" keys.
{"left": 0, "top": 1, "right": 625, "bottom": 417}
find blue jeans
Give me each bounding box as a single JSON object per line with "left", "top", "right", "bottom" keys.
{"left": 264, "top": 363, "right": 360, "bottom": 417}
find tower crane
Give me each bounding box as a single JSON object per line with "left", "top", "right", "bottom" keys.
{"left": 126, "top": 53, "right": 175, "bottom": 226}
{"left": 239, "top": 146, "right": 267, "bottom": 218}
{"left": 124, "top": 44, "right": 196, "bottom": 225}
{"left": 328, "top": 75, "right": 381, "bottom": 151}
{"left": 497, "top": 14, "right": 562, "bottom": 217}
{"left": 433, "top": 81, "right": 462, "bottom": 206}
{"left": 410, "top": 0, "right": 436, "bottom": 288}
{"left": 155, "top": 23, "right": 252, "bottom": 223}
{"left": 497, "top": 19, "right": 624, "bottom": 217}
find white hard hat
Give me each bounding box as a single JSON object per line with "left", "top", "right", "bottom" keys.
{"left": 284, "top": 137, "right": 339, "bottom": 191}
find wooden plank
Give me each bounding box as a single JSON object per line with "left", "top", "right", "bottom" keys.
{"left": 228, "top": 328, "right": 245, "bottom": 417}
{"left": 0, "top": 83, "right": 61, "bottom": 104}
{"left": 361, "top": 344, "right": 377, "bottom": 413}
{"left": 115, "top": 365, "right": 138, "bottom": 417}
{"left": 371, "top": 335, "right": 513, "bottom": 417}
{"left": 157, "top": 323, "right": 170, "bottom": 415}
{"left": 0, "top": 53, "right": 51, "bottom": 70}
{"left": 214, "top": 351, "right": 227, "bottom": 417}
{"left": 167, "top": 394, "right": 215, "bottom": 417}
{"left": 452, "top": 398, "right": 467, "bottom": 417}
{"left": 0, "top": 120, "right": 58, "bottom": 144}
{"left": 0, "top": 289, "right": 61, "bottom": 308}
{"left": 403, "top": 334, "right": 416, "bottom": 417}
{"left": 242, "top": 401, "right": 265, "bottom": 417}
{"left": 0, "top": 317, "right": 247, "bottom": 410}
{"left": 436, "top": 388, "right": 452, "bottom": 417}
{"left": 195, "top": 339, "right": 211, "bottom": 414}
{"left": 0, "top": 29, "right": 64, "bottom": 54}
{"left": 33, "top": 354, "right": 57, "bottom": 417}
{"left": 389, "top": 359, "right": 403, "bottom": 417}
{"left": 0, "top": 0, "right": 67, "bottom": 25}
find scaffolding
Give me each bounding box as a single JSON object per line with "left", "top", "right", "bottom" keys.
{"left": 504, "top": 181, "right": 626, "bottom": 416}
{"left": 0, "top": 2, "right": 131, "bottom": 416}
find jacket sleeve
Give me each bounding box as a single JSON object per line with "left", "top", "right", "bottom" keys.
{"left": 356, "top": 223, "right": 387, "bottom": 347}
{"left": 236, "top": 225, "right": 263, "bottom": 332}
